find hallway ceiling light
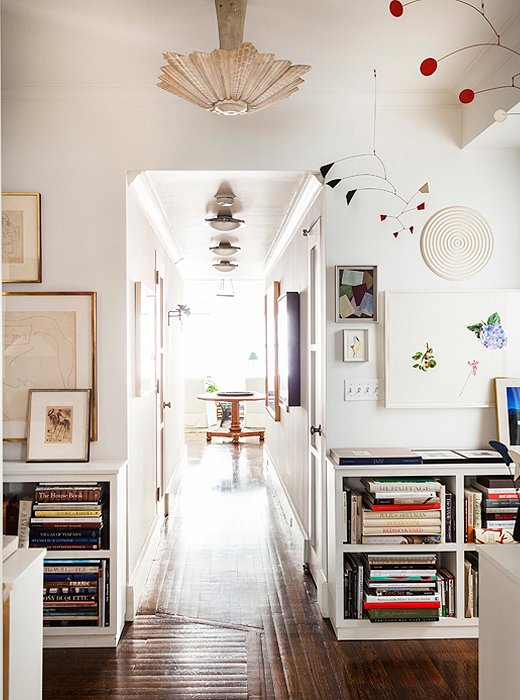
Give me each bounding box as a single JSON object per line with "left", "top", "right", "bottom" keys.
{"left": 213, "top": 260, "right": 238, "bottom": 273}
{"left": 215, "top": 193, "right": 236, "bottom": 207}
{"left": 157, "top": 0, "right": 310, "bottom": 115}
{"left": 206, "top": 211, "right": 245, "bottom": 231}
{"left": 209, "top": 241, "right": 241, "bottom": 256}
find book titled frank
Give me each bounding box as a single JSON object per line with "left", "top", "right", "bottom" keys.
{"left": 330, "top": 448, "right": 423, "bottom": 465}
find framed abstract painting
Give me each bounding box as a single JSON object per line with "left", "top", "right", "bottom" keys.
{"left": 335, "top": 265, "right": 377, "bottom": 321}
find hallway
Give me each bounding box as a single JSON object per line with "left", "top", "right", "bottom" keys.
{"left": 42, "top": 436, "right": 478, "bottom": 699}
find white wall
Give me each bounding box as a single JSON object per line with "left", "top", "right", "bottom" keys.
{"left": 325, "top": 107, "right": 520, "bottom": 450}
{"left": 3, "top": 1, "right": 520, "bottom": 586}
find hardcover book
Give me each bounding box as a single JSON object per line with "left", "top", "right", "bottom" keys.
{"left": 330, "top": 448, "right": 423, "bottom": 465}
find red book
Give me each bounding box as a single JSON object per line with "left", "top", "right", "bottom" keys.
{"left": 364, "top": 601, "right": 441, "bottom": 609}
{"left": 368, "top": 503, "right": 441, "bottom": 511}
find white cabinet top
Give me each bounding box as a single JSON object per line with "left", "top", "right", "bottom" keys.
{"left": 3, "top": 459, "right": 128, "bottom": 478}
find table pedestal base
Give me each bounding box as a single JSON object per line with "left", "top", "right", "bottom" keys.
{"left": 206, "top": 429, "right": 265, "bottom": 444}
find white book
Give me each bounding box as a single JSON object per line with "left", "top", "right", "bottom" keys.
{"left": 17, "top": 497, "right": 33, "bottom": 548}
{"left": 365, "top": 594, "right": 440, "bottom": 603}
{"left": 363, "top": 518, "right": 441, "bottom": 528}
{"left": 363, "top": 509, "right": 441, "bottom": 520}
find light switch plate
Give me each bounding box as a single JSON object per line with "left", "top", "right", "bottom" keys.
{"left": 344, "top": 379, "right": 383, "bottom": 401}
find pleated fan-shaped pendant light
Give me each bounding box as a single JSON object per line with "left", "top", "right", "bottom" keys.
{"left": 158, "top": 0, "right": 310, "bottom": 115}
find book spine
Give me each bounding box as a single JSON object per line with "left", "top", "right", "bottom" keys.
{"left": 361, "top": 534, "right": 441, "bottom": 544}
{"left": 364, "top": 601, "right": 440, "bottom": 609}
{"left": 33, "top": 510, "right": 102, "bottom": 517}
{"left": 17, "top": 498, "right": 33, "bottom": 548}
{"left": 363, "top": 519, "right": 441, "bottom": 527}
{"left": 363, "top": 510, "right": 441, "bottom": 520}
{"left": 369, "top": 490, "right": 438, "bottom": 500}
{"left": 445, "top": 492, "right": 452, "bottom": 544}
{"left": 338, "top": 456, "right": 423, "bottom": 465}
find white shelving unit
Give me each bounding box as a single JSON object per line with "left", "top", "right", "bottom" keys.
{"left": 3, "top": 459, "right": 127, "bottom": 648}
{"left": 326, "top": 456, "right": 514, "bottom": 640}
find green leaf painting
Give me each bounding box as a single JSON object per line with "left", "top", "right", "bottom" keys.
{"left": 412, "top": 342, "right": 437, "bottom": 372}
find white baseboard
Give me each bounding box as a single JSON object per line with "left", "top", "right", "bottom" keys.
{"left": 263, "top": 445, "right": 309, "bottom": 556}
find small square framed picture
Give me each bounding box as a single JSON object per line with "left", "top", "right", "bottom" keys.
{"left": 336, "top": 265, "right": 377, "bottom": 322}
{"left": 26, "top": 389, "right": 91, "bottom": 462}
{"left": 2, "top": 192, "right": 42, "bottom": 283}
{"left": 495, "top": 377, "right": 520, "bottom": 450}
{"left": 343, "top": 329, "right": 368, "bottom": 362}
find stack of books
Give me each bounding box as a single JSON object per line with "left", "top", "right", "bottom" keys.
{"left": 361, "top": 478, "right": 443, "bottom": 544}
{"left": 343, "top": 553, "right": 364, "bottom": 618}
{"left": 464, "top": 552, "right": 479, "bottom": 617}
{"left": 363, "top": 553, "right": 441, "bottom": 623}
{"left": 29, "top": 482, "right": 105, "bottom": 550}
{"left": 43, "top": 558, "right": 109, "bottom": 627}
{"left": 472, "top": 476, "right": 520, "bottom": 543}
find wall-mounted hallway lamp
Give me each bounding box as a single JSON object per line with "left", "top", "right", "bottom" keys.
{"left": 168, "top": 304, "right": 191, "bottom": 325}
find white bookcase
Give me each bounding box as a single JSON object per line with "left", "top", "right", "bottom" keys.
{"left": 3, "top": 459, "right": 127, "bottom": 648}
{"left": 326, "top": 456, "right": 514, "bottom": 640}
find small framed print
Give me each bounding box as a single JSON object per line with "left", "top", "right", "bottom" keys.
{"left": 26, "top": 389, "right": 91, "bottom": 462}
{"left": 336, "top": 265, "right": 377, "bottom": 322}
{"left": 343, "top": 329, "right": 368, "bottom": 362}
{"left": 2, "top": 193, "right": 42, "bottom": 283}
{"left": 495, "top": 377, "right": 520, "bottom": 450}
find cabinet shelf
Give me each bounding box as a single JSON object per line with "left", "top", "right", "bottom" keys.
{"left": 326, "top": 457, "right": 510, "bottom": 641}
{"left": 3, "top": 460, "right": 127, "bottom": 648}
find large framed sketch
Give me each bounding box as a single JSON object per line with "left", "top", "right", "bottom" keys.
{"left": 385, "top": 290, "right": 520, "bottom": 408}
{"left": 3, "top": 291, "right": 97, "bottom": 440}
{"left": 265, "top": 281, "right": 280, "bottom": 421}
{"left": 2, "top": 192, "right": 42, "bottom": 283}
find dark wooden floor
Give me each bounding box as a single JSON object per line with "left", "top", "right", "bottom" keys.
{"left": 43, "top": 436, "right": 478, "bottom": 699}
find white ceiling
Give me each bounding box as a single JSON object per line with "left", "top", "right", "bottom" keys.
{"left": 4, "top": 0, "right": 520, "bottom": 279}
{"left": 145, "top": 170, "right": 311, "bottom": 280}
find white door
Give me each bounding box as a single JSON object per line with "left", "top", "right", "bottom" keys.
{"left": 306, "top": 215, "right": 328, "bottom": 616}
{"left": 155, "top": 254, "right": 167, "bottom": 510}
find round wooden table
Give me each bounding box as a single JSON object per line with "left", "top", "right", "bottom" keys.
{"left": 196, "top": 392, "right": 265, "bottom": 443}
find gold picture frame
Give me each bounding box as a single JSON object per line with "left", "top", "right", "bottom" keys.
{"left": 2, "top": 192, "right": 42, "bottom": 283}
{"left": 26, "top": 389, "right": 91, "bottom": 462}
{"left": 3, "top": 291, "right": 97, "bottom": 441}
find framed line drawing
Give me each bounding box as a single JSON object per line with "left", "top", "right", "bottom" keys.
{"left": 3, "top": 291, "right": 97, "bottom": 441}
{"left": 135, "top": 282, "right": 156, "bottom": 397}
{"left": 265, "top": 281, "right": 280, "bottom": 421}
{"left": 336, "top": 265, "right": 377, "bottom": 322}
{"left": 2, "top": 192, "right": 42, "bottom": 283}
{"left": 495, "top": 377, "right": 520, "bottom": 450}
{"left": 343, "top": 329, "right": 368, "bottom": 362}
{"left": 26, "top": 389, "right": 91, "bottom": 462}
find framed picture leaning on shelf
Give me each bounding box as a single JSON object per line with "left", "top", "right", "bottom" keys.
{"left": 335, "top": 265, "right": 377, "bottom": 322}
{"left": 495, "top": 377, "right": 520, "bottom": 449}
{"left": 26, "top": 388, "right": 91, "bottom": 462}
{"left": 2, "top": 192, "right": 42, "bottom": 283}
{"left": 2, "top": 291, "right": 98, "bottom": 441}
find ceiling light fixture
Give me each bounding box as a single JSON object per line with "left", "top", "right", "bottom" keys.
{"left": 215, "top": 193, "right": 236, "bottom": 207}
{"left": 216, "top": 278, "right": 235, "bottom": 297}
{"left": 157, "top": 0, "right": 310, "bottom": 115}
{"left": 494, "top": 109, "right": 520, "bottom": 122}
{"left": 209, "top": 241, "right": 241, "bottom": 256}
{"left": 213, "top": 260, "right": 238, "bottom": 273}
{"left": 206, "top": 211, "right": 245, "bottom": 231}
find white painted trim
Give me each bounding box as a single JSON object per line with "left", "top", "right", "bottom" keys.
{"left": 263, "top": 444, "right": 309, "bottom": 553}
{"left": 128, "top": 173, "right": 185, "bottom": 268}
{"left": 264, "top": 173, "right": 322, "bottom": 278}
{"left": 126, "top": 514, "right": 162, "bottom": 621}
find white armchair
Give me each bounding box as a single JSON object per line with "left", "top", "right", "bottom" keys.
{"left": 243, "top": 377, "right": 266, "bottom": 428}
{"left": 184, "top": 377, "right": 217, "bottom": 427}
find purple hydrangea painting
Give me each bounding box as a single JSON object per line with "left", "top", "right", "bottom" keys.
{"left": 467, "top": 312, "right": 508, "bottom": 350}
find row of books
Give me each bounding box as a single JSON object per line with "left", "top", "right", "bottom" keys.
{"left": 464, "top": 476, "right": 520, "bottom": 544}
{"left": 43, "top": 559, "right": 110, "bottom": 627}
{"left": 30, "top": 482, "right": 106, "bottom": 550}
{"left": 464, "top": 552, "right": 479, "bottom": 618}
{"left": 343, "top": 477, "right": 449, "bottom": 545}
{"left": 331, "top": 447, "right": 503, "bottom": 466}
{"left": 343, "top": 553, "right": 453, "bottom": 623}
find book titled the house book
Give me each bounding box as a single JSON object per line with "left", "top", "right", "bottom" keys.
{"left": 330, "top": 448, "right": 423, "bottom": 466}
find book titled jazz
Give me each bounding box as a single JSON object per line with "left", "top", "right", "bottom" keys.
{"left": 330, "top": 448, "right": 423, "bottom": 465}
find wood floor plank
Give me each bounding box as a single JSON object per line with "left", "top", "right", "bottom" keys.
{"left": 43, "top": 435, "right": 477, "bottom": 699}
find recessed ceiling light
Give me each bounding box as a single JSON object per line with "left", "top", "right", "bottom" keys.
{"left": 209, "top": 241, "right": 241, "bottom": 256}
{"left": 205, "top": 211, "right": 245, "bottom": 231}
{"left": 213, "top": 260, "right": 238, "bottom": 273}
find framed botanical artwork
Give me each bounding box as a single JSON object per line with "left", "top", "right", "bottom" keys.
{"left": 385, "top": 290, "right": 520, "bottom": 408}
{"left": 2, "top": 192, "right": 42, "bottom": 283}
{"left": 336, "top": 265, "right": 377, "bottom": 322}
{"left": 343, "top": 329, "right": 368, "bottom": 362}
{"left": 3, "top": 291, "right": 97, "bottom": 441}
{"left": 495, "top": 377, "right": 520, "bottom": 450}
{"left": 265, "top": 281, "right": 280, "bottom": 421}
{"left": 278, "top": 291, "right": 301, "bottom": 410}
{"left": 26, "top": 389, "right": 91, "bottom": 462}
{"left": 135, "top": 282, "right": 156, "bottom": 396}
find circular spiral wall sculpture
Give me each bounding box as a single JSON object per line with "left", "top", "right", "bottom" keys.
{"left": 420, "top": 206, "right": 493, "bottom": 280}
